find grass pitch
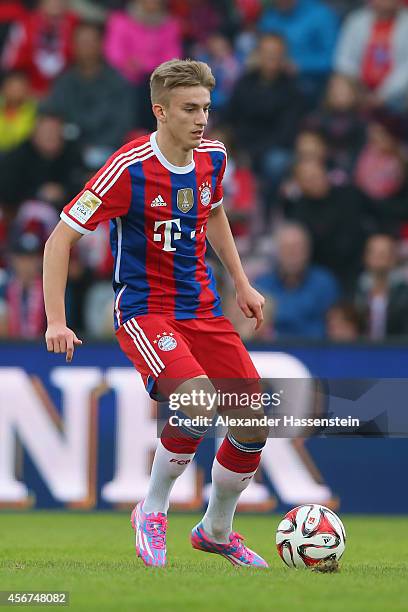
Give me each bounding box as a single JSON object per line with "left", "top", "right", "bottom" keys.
{"left": 0, "top": 512, "right": 407, "bottom": 612}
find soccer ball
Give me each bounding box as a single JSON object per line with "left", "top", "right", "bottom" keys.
{"left": 276, "top": 504, "right": 346, "bottom": 568}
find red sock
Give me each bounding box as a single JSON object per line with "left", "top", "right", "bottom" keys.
{"left": 161, "top": 419, "right": 204, "bottom": 454}
{"left": 216, "top": 434, "right": 264, "bottom": 473}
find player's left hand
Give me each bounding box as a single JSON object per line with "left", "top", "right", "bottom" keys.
{"left": 236, "top": 282, "right": 265, "bottom": 330}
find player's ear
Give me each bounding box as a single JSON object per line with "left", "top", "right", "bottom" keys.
{"left": 152, "top": 103, "right": 167, "bottom": 124}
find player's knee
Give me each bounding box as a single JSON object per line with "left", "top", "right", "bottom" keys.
{"left": 229, "top": 424, "right": 269, "bottom": 444}
{"left": 172, "top": 375, "right": 218, "bottom": 419}
{"left": 252, "top": 424, "right": 269, "bottom": 443}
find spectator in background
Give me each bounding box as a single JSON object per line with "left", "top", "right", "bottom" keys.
{"left": 335, "top": 0, "right": 408, "bottom": 111}
{"left": 0, "top": 232, "right": 45, "bottom": 339}
{"left": 0, "top": 71, "right": 36, "bottom": 155}
{"left": 223, "top": 159, "right": 258, "bottom": 248}
{"left": 255, "top": 223, "right": 339, "bottom": 338}
{"left": 77, "top": 222, "right": 113, "bottom": 281}
{"left": 105, "top": 0, "right": 181, "bottom": 85}
{"left": 0, "top": 113, "right": 79, "bottom": 210}
{"left": 0, "top": 2, "right": 28, "bottom": 62}
{"left": 354, "top": 116, "right": 408, "bottom": 234}
{"left": 234, "top": 0, "right": 264, "bottom": 63}
{"left": 305, "top": 74, "right": 366, "bottom": 175}
{"left": 70, "top": 0, "right": 108, "bottom": 23}
{"left": 169, "top": 0, "right": 223, "bottom": 51}
{"left": 355, "top": 117, "right": 406, "bottom": 201}
{"left": 282, "top": 158, "right": 367, "bottom": 290}
{"left": 0, "top": 207, "right": 7, "bottom": 269}
{"left": 14, "top": 198, "right": 59, "bottom": 240}
{"left": 1, "top": 0, "right": 79, "bottom": 97}
{"left": 295, "top": 130, "right": 328, "bottom": 164}
{"left": 326, "top": 301, "right": 362, "bottom": 341}
{"left": 210, "top": 127, "right": 259, "bottom": 252}
{"left": 42, "top": 22, "right": 133, "bottom": 171}
{"left": 295, "top": 128, "right": 351, "bottom": 184}
{"left": 195, "top": 33, "right": 242, "bottom": 115}
{"left": 226, "top": 33, "right": 303, "bottom": 220}
{"left": 354, "top": 233, "right": 408, "bottom": 338}
{"left": 280, "top": 128, "right": 351, "bottom": 201}
{"left": 105, "top": 0, "right": 182, "bottom": 129}
{"left": 258, "top": 0, "right": 339, "bottom": 104}
{"left": 235, "top": 0, "right": 263, "bottom": 25}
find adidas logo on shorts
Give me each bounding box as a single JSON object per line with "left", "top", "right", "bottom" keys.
{"left": 151, "top": 195, "right": 167, "bottom": 207}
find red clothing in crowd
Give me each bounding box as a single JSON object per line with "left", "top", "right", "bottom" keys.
{"left": 0, "top": 2, "right": 27, "bottom": 23}
{"left": 355, "top": 145, "right": 405, "bottom": 200}
{"left": 169, "top": 0, "right": 221, "bottom": 43}
{"left": 361, "top": 18, "right": 395, "bottom": 90}
{"left": 2, "top": 7, "right": 78, "bottom": 95}
{"left": 6, "top": 276, "right": 46, "bottom": 339}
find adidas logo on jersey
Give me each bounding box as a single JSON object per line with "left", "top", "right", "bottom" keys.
{"left": 151, "top": 195, "right": 167, "bottom": 207}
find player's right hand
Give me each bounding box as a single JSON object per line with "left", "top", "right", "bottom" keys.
{"left": 45, "top": 324, "right": 83, "bottom": 363}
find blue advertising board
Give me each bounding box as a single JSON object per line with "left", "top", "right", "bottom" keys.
{"left": 0, "top": 342, "right": 407, "bottom": 513}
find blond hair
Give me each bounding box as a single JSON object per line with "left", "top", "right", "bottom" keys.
{"left": 150, "top": 59, "right": 215, "bottom": 105}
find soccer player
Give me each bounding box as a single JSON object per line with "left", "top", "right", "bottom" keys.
{"left": 43, "top": 59, "right": 268, "bottom": 568}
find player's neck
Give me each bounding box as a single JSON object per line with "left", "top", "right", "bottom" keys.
{"left": 155, "top": 130, "right": 193, "bottom": 168}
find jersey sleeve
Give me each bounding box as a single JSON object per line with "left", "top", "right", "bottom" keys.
{"left": 60, "top": 161, "right": 132, "bottom": 234}
{"left": 211, "top": 150, "right": 227, "bottom": 210}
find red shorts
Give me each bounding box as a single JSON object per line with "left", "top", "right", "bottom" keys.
{"left": 116, "top": 315, "right": 259, "bottom": 398}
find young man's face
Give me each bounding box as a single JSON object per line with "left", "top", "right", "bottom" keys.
{"left": 156, "top": 85, "right": 211, "bottom": 150}
{"left": 365, "top": 236, "right": 396, "bottom": 274}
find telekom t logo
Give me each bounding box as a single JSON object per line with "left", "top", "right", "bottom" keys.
{"left": 153, "top": 218, "right": 181, "bottom": 252}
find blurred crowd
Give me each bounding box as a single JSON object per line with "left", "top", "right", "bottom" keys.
{"left": 2, "top": 0, "right": 408, "bottom": 343}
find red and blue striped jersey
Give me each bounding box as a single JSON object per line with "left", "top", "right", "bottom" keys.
{"left": 61, "top": 132, "right": 227, "bottom": 329}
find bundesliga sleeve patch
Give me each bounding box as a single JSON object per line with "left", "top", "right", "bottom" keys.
{"left": 68, "top": 190, "right": 102, "bottom": 225}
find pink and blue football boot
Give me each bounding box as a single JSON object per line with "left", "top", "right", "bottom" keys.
{"left": 131, "top": 501, "right": 167, "bottom": 567}
{"left": 191, "top": 522, "right": 268, "bottom": 568}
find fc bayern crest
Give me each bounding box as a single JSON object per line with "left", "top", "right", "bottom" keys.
{"left": 199, "top": 181, "right": 212, "bottom": 206}
{"left": 157, "top": 334, "right": 177, "bottom": 352}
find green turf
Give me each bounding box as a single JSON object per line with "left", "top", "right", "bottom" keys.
{"left": 0, "top": 512, "right": 407, "bottom": 612}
